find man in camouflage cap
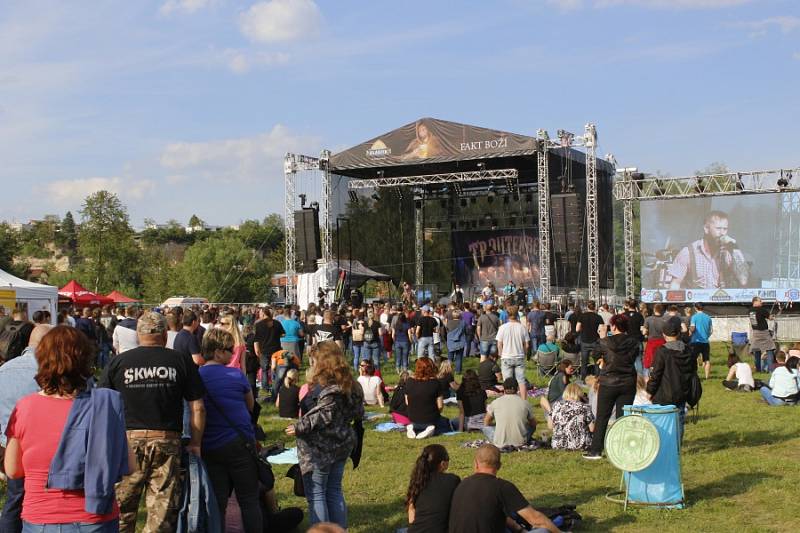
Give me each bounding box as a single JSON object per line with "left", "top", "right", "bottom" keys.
{"left": 99, "top": 311, "right": 206, "bottom": 532}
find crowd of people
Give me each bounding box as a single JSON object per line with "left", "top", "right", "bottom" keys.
{"left": 0, "top": 286, "right": 796, "bottom": 532}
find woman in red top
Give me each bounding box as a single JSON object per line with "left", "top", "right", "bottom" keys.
{"left": 4, "top": 327, "right": 121, "bottom": 532}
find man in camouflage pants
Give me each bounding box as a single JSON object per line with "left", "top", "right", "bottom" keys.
{"left": 99, "top": 311, "right": 206, "bottom": 532}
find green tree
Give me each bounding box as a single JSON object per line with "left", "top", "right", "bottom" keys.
{"left": 76, "top": 190, "right": 140, "bottom": 293}
{"left": 188, "top": 214, "right": 204, "bottom": 229}
{"left": 59, "top": 211, "right": 78, "bottom": 256}
{"left": 0, "top": 223, "right": 20, "bottom": 274}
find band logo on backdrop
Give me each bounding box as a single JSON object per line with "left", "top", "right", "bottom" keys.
{"left": 452, "top": 230, "right": 539, "bottom": 288}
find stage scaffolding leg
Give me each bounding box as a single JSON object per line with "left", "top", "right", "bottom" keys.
{"left": 320, "top": 150, "right": 333, "bottom": 292}
{"left": 585, "top": 123, "right": 599, "bottom": 302}
{"left": 415, "top": 201, "right": 424, "bottom": 287}
{"left": 622, "top": 170, "right": 635, "bottom": 300}
{"left": 537, "top": 130, "right": 551, "bottom": 303}
{"left": 284, "top": 154, "right": 297, "bottom": 305}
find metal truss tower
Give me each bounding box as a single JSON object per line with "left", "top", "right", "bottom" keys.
{"left": 536, "top": 129, "right": 551, "bottom": 303}
{"left": 320, "top": 150, "right": 333, "bottom": 289}
{"left": 620, "top": 170, "right": 635, "bottom": 299}
{"left": 584, "top": 123, "right": 599, "bottom": 302}
{"left": 415, "top": 193, "right": 424, "bottom": 286}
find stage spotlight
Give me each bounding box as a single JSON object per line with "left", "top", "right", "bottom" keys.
{"left": 778, "top": 170, "right": 792, "bottom": 189}
{"left": 348, "top": 190, "right": 359, "bottom": 203}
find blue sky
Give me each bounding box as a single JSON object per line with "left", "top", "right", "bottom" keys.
{"left": 1, "top": 0, "right": 798, "bottom": 227}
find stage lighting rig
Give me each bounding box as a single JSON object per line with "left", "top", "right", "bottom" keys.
{"left": 348, "top": 190, "right": 359, "bottom": 203}
{"left": 778, "top": 170, "right": 792, "bottom": 189}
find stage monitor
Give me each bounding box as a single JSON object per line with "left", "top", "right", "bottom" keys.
{"left": 639, "top": 192, "right": 800, "bottom": 303}
{"left": 452, "top": 229, "right": 539, "bottom": 290}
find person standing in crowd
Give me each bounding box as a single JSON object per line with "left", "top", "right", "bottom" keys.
{"left": 392, "top": 311, "right": 412, "bottom": 373}
{"left": 280, "top": 308, "right": 304, "bottom": 360}
{"left": 461, "top": 303, "right": 476, "bottom": 358}
{"left": 4, "top": 326, "right": 127, "bottom": 532}
{"left": 1, "top": 309, "right": 34, "bottom": 361}
{"left": 450, "top": 283, "right": 465, "bottom": 305}
{"left": 624, "top": 299, "right": 645, "bottom": 376}
{"left": 445, "top": 308, "right": 466, "bottom": 374}
{"left": 405, "top": 444, "right": 460, "bottom": 533}
{"left": 0, "top": 324, "right": 51, "bottom": 532}
{"left": 285, "top": 342, "right": 364, "bottom": 529}
{"left": 567, "top": 304, "right": 581, "bottom": 335}
{"left": 448, "top": 444, "right": 561, "bottom": 533}
{"left": 254, "top": 308, "right": 285, "bottom": 396}
{"left": 496, "top": 305, "right": 530, "bottom": 399}
{"left": 598, "top": 303, "right": 613, "bottom": 325}
{"left": 749, "top": 297, "right": 776, "bottom": 373}
{"left": 165, "top": 312, "right": 181, "bottom": 350}
{"left": 405, "top": 357, "right": 451, "bottom": 439}
{"left": 198, "top": 327, "right": 262, "bottom": 532}
{"left": 689, "top": 302, "right": 713, "bottom": 380}
{"left": 219, "top": 313, "right": 247, "bottom": 372}
{"left": 314, "top": 310, "right": 344, "bottom": 350}
{"left": 664, "top": 305, "right": 687, "bottom": 340}
{"left": 576, "top": 301, "right": 604, "bottom": 381}
{"left": 527, "top": 302, "right": 546, "bottom": 357}
{"left": 99, "top": 311, "right": 206, "bottom": 532}
{"left": 482, "top": 378, "right": 535, "bottom": 447}
{"left": 350, "top": 309, "right": 366, "bottom": 371}
{"left": 75, "top": 307, "right": 96, "bottom": 342}
{"left": 415, "top": 306, "right": 438, "bottom": 360}
{"left": 476, "top": 304, "right": 500, "bottom": 362}
{"left": 647, "top": 321, "right": 695, "bottom": 440}
{"left": 362, "top": 308, "right": 383, "bottom": 370}
{"left": 174, "top": 310, "right": 203, "bottom": 366}
{"left": 515, "top": 285, "right": 528, "bottom": 307}
{"left": 92, "top": 307, "right": 113, "bottom": 369}
{"left": 642, "top": 303, "right": 667, "bottom": 377}
{"left": 112, "top": 306, "right": 139, "bottom": 355}
{"left": 584, "top": 314, "right": 638, "bottom": 460}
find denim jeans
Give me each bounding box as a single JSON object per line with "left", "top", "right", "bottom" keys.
{"left": 410, "top": 416, "right": 453, "bottom": 435}
{"left": 417, "top": 337, "right": 435, "bottom": 358}
{"left": 579, "top": 341, "right": 598, "bottom": 380}
{"left": 589, "top": 381, "right": 635, "bottom": 454}
{"left": 302, "top": 459, "right": 348, "bottom": 528}
{"left": 352, "top": 343, "right": 364, "bottom": 371}
{"left": 479, "top": 340, "right": 497, "bottom": 357}
{"left": 752, "top": 349, "right": 775, "bottom": 373}
{"left": 260, "top": 353, "right": 271, "bottom": 390}
{"left": 760, "top": 386, "right": 797, "bottom": 406}
{"left": 0, "top": 477, "right": 24, "bottom": 533}
{"left": 395, "top": 343, "right": 410, "bottom": 371}
{"left": 21, "top": 520, "right": 119, "bottom": 533}
{"left": 501, "top": 356, "right": 526, "bottom": 384}
{"left": 203, "top": 438, "right": 263, "bottom": 532}
{"left": 364, "top": 342, "right": 381, "bottom": 370}
{"left": 448, "top": 348, "right": 464, "bottom": 373}
{"left": 272, "top": 364, "right": 288, "bottom": 401}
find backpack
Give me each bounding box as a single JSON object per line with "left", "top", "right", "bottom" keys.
{"left": 0, "top": 322, "right": 27, "bottom": 363}
{"left": 686, "top": 370, "right": 703, "bottom": 424}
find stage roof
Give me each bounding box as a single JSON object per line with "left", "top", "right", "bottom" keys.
{"left": 331, "top": 117, "right": 540, "bottom": 172}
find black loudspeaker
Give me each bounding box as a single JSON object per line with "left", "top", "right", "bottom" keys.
{"left": 294, "top": 208, "right": 321, "bottom": 272}
{"left": 550, "top": 193, "right": 584, "bottom": 287}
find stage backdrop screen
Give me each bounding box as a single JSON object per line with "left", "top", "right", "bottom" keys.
{"left": 452, "top": 230, "right": 539, "bottom": 289}
{"left": 639, "top": 192, "right": 800, "bottom": 303}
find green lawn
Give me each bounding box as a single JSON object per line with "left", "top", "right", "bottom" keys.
{"left": 3, "top": 344, "right": 797, "bottom": 532}
{"left": 260, "top": 344, "right": 799, "bottom": 533}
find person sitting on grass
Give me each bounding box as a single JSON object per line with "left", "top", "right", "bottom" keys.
{"left": 478, "top": 351, "right": 503, "bottom": 397}
{"left": 760, "top": 353, "right": 800, "bottom": 405}
{"left": 405, "top": 444, "right": 460, "bottom": 533}
{"left": 277, "top": 368, "right": 301, "bottom": 418}
{"left": 453, "top": 370, "right": 488, "bottom": 432}
{"left": 539, "top": 360, "right": 575, "bottom": 419}
{"left": 559, "top": 331, "right": 580, "bottom": 362}
{"left": 437, "top": 360, "right": 458, "bottom": 399}
{"left": 722, "top": 353, "right": 755, "bottom": 392}
{"left": 405, "top": 357, "right": 452, "bottom": 439}
{"left": 547, "top": 383, "right": 594, "bottom": 451}
{"left": 390, "top": 371, "right": 412, "bottom": 426}
{"left": 448, "top": 444, "right": 562, "bottom": 533}
{"left": 482, "top": 378, "right": 535, "bottom": 447}
{"left": 357, "top": 360, "right": 384, "bottom": 408}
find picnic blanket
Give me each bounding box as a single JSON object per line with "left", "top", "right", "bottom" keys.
{"left": 461, "top": 439, "right": 543, "bottom": 452}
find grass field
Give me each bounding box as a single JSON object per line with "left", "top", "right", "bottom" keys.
{"left": 259, "top": 343, "right": 799, "bottom": 533}
{"left": 3, "top": 343, "right": 797, "bottom": 532}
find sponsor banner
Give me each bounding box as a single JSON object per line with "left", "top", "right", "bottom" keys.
{"left": 641, "top": 288, "right": 800, "bottom": 303}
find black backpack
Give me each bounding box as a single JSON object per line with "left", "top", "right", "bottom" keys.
{"left": 0, "top": 322, "right": 27, "bottom": 363}
{"left": 686, "top": 371, "right": 703, "bottom": 409}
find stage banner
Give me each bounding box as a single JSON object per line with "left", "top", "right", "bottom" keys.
{"left": 640, "top": 192, "right": 800, "bottom": 303}
{"left": 452, "top": 230, "right": 539, "bottom": 289}
{"left": 331, "top": 117, "right": 539, "bottom": 170}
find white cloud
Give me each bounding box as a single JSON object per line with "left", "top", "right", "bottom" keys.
{"left": 159, "top": 125, "right": 320, "bottom": 183}
{"left": 239, "top": 0, "right": 322, "bottom": 43}
{"left": 730, "top": 16, "right": 800, "bottom": 36}
{"left": 42, "top": 177, "right": 156, "bottom": 206}
{"left": 223, "top": 49, "right": 290, "bottom": 73}
{"left": 159, "top": 0, "right": 215, "bottom": 16}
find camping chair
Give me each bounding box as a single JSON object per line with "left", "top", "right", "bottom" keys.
{"left": 560, "top": 351, "right": 579, "bottom": 366}
{"left": 533, "top": 349, "right": 560, "bottom": 377}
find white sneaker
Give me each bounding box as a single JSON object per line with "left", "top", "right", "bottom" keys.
{"left": 416, "top": 425, "right": 436, "bottom": 439}
{"left": 406, "top": 425, "right": 416, "bottom": 439}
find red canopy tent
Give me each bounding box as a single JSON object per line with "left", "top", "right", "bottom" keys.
{"left": 58, "top": 280, "right": 114, "bottom": 306}
{"left": 105, "top": 290, "right": 140, "bottom": 304}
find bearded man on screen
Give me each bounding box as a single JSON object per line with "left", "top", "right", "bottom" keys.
{"left": 668, "top": 210, "right": 749, "bottom": 289}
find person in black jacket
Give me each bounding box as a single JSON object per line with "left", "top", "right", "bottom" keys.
{"left": 583, "top": 314, "right": 638, "bottom": 460}
{"left": 646, "top": 321, "right": 694, "bottom": 443}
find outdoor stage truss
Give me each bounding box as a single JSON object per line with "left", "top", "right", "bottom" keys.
{"left": 613, "top": 166, "right": 800, "bottom": 299}
{"left": 537, "top": 124, "right": 602, "bottom": 301}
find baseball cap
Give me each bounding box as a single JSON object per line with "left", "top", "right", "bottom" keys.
{"left": 502, "top": 378, "right": 518, "bottom": 391}
{"left": 137, "top": 311, "right": 167, "bottom": 334}
{"left": 421, "top": 305, "right": 432, "bottom": 312}
{"left": 662, "top": 321, "right": 680, "bottom": 337}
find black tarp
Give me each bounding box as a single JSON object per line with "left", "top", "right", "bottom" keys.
{"left": 331, "top": 117, "right": 539, "bottom": 171}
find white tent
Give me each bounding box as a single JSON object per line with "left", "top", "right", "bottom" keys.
{"left": 0, "top": 269, "right": 59, "bottom": 324}
{"left": 296, "top": 260, "right": 393, "bottom": 309}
